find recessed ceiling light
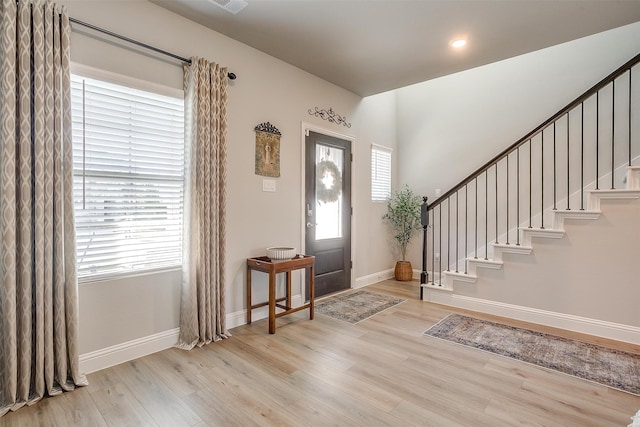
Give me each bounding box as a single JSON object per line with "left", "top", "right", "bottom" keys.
{"left": 450, "top": 39, "right": 467, "bottom": 48}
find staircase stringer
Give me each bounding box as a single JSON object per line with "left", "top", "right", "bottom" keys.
{"left": 426, "top": 165, "right": 640, "bottom": 292}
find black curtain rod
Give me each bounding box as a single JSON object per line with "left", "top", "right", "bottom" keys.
{"left": 69, "top": 17, "right": 237, "bottom": 80}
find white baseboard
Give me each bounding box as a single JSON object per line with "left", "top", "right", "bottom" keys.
{"left": 424, "top": 290, "right": 640, "bottom": 344}
{"left": 79, "top": 328, "right": 180, "bottom": 374}
{"left": 79, "top": 291, "right": 307, "bottom": 373}
{"left": 354, "top": 269, "right": 394, "bottom": 288}
{"left": 80, "top": 292, "right": 306, "bottom": 374}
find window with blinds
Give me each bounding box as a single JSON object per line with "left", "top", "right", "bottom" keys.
{"left": 371, "top": 145, "right": 392, "bottom": 201}
{"left": 71, "top": 74, "right": 185, "bottom": 280}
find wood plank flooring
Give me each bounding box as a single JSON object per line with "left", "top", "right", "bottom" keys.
{"left": 2, "top": 280, "right": 639, "bottom": 426}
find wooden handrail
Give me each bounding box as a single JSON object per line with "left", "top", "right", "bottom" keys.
{"left": 428, "top": 51, "right": 640, "bottom": 211}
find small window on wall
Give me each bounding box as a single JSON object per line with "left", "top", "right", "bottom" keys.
{"left": 371, "top": 144, "right": 392, "bottom": 201}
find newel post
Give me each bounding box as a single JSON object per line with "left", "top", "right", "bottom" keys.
{"left": 420, "top": 196, "right": 429, "bottom": 300}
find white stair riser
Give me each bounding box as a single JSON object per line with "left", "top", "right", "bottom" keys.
{"left": 626, "top": 166, "right": 640, "bottom": 189}
{"left": 587, "top": 190, "right": 640, "bottom": 210}
{"left": 519, "top": 228, "right": 564, "bottom": 247}
{"left": 552, "top": 210, "right": 601, "bottom": 229}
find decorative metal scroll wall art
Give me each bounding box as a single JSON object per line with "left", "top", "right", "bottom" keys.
{"left": 254, "top": 122, "right": 281, "bottom": 177}
{"left": 308, "top": 106, "right": 352, "bottom": 128}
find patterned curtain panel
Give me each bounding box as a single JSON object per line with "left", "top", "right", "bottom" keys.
{"left": 177, "top": 58, "right": 230, "bottom": 349}
{"left": 0, "top": 0, "right": 87, "bottom": 417}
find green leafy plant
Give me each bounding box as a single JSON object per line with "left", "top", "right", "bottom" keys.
{"left": 383, "top": 185, "right": 423, "bottom": 261}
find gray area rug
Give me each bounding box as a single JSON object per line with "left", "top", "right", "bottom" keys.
{"left": 315, "top": 290, "right": 405, "bottom": 324}
{"left": 423, "top": 314, "right": 640, "bottom": 395}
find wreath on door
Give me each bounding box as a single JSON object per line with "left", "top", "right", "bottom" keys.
{"left": 316, "top": 160, "right": 342, "bottom": 204}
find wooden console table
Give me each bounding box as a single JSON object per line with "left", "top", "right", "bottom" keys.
{"left": 246, "top": 255, "right": 315, "bottom": 334}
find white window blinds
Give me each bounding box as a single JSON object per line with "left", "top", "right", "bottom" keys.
{"left": 371, "top": 145, "right": 392, "bottom": 201}
{"left": 71, "top": 74, "right": 185, "bottom": 280}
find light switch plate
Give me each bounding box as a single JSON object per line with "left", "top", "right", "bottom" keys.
{"left": 262, "top": 179, "right": 276, "bottom": 192}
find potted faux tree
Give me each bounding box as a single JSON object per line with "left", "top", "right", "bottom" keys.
{"left": 383, "top": 185, "right": 423, "bottom": 281}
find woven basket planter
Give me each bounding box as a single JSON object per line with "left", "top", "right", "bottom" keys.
{"left": 394, "top": 261, "right": 413, "bottom": 281}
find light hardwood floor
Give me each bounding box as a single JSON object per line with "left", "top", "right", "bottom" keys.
{"left": 2, "top": 280, "right": 639, "bottom": 426}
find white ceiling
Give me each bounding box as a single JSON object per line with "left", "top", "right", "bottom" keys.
{"left": 150, "top": 0, "right": 640, "bottom": 97}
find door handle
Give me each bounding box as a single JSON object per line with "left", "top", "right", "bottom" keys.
{"left": 306, "top": 222, "right": 317, "bottom": 228}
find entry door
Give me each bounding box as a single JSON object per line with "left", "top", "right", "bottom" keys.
{"left": 305, "top": 131, "right": 351, "bottom": 299}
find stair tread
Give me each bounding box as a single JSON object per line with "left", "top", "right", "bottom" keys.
{"left": 467, "top": 257, "right": 503, "bottom": 265}
{"left": 492, "top": 243, "right": 533, "bottom": 256}
{"left": 493, "top": 243, "right": 533, "bottom": 249}
{"left": 444, "top": 269, "right": 477, "bottom": 275}
{"left": 553, "top": 209, "right": 601, "bottom": 214}
{"left": 422, "top": 282, "right": 453, "bottom": 292}
{"left": 519, "top": 227, "right": 565, "bottom": 234}
{"left": 589, "top": 189, "right": 640, "bottom": 195}
{"left": 442, "top": 270, "right": 477, "bottom": 283}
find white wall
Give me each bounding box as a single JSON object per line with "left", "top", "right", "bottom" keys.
{"left": 396, "top": 22, "right": 640, "bottom": 338}
{"left": 397, "top": 22, "right": 640, "bottom": 267}
{"left": 62, "top": 0, "right": 397, "bottom": 360}
{"left": 352, "top": 91, "right": 399, "bottom": 280}
{"left": 467, "top": 197, "right": 640, "bottom": 328}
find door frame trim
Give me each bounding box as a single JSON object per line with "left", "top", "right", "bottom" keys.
{"left": 300, "top": 121, "right": 356, "bottom": 302}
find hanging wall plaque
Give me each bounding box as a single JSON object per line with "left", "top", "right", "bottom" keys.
{"left": 254, "top": 122, "right": 281, "bottom": 177}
